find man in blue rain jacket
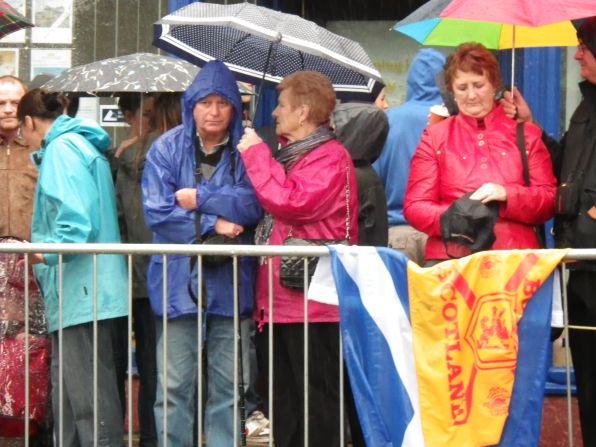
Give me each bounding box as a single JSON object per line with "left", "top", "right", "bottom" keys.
{"left": 142, "top": 61, "right": 263, "bottom": 446}
{"left": 373, "top": 48, "right": 445, "bottom": 265}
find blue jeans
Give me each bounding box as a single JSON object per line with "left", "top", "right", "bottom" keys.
{"left": 205, "top": 315, "right": 259, "bottom": 447}
{"left": 50, "top": 319, "right": 124, "bottom": 447}
{"left": 154, "top": 315, "right": 258, "bottom": 446}
{"left": 154, "top": 316, "right": 198, "bottom": 447}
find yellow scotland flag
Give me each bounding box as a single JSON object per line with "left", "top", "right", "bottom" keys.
{"left": 408, "top": 249, "right": 566, "bottom": 446}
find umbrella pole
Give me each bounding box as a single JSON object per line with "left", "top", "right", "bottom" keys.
{"left": 139, "top": 94, "right": 144, "bottom": 137}
{"left": 511, "top": 25, "right": 516, "bottom": 100}
{"left": 251, "top": 35, "right": 280, "bottom": 125}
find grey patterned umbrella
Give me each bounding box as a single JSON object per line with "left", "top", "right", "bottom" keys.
{"left": 154, "top": 2, "right": 385, "bottom": 102}
{"left": 41, "top": 52, "right": 199, "bottom": 94}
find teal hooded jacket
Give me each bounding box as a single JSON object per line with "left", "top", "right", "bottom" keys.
{"left": 31, "top": 115, "right": 128, "bottom": 332}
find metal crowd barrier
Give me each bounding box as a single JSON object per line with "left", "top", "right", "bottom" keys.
{"left": 0, "top": 243, "right": 595, "bottom": 447}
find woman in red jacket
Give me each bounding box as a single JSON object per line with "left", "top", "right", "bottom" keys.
{"left": 404, "top": 43, "right": 556, "bottom": 263}
{"left": 237, "top": 71, "right": 359, "bottom": 447}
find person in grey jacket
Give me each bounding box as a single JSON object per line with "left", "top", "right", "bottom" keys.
{"left": 332, "top": 101, "right": 389, "bottom": 447}
{"left": 113, "top": 92, "right": 158, "bottom": 447}
{"left": 333, "top": 102, "right": 389, "bottom": 247}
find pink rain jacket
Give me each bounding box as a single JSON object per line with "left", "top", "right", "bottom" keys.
{"left": 241, "top": 138, "right": 359, "bottom": 325}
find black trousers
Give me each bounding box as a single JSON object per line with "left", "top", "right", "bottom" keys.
{"left": 269, "top": 323, "right": 341, "bottom": 447}
{"left": 113, "top": 298, "right": 158, "bottom": 447}
{"left": 567, "top": 270, "right": 596, "bottom": 447}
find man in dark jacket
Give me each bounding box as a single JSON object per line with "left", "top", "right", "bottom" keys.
{"left": 142, "top": 61, "right": 264, "bottom": 446}
{"left": 503, "top": 17, "right": 596, "bottom": 447}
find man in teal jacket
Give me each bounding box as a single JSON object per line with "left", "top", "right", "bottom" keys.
{"left": 19, "top": 88, "right": 127, "bottom": 446}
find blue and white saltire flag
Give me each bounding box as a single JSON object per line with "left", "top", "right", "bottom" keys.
{"left": 311, "top": 245, "right": 425, "bottom": 446}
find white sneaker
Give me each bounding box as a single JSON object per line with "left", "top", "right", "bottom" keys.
{"left": 245, "top": 410, "right": 271, "bottom": 444}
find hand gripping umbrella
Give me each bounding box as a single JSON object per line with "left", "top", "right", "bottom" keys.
{"left": 153, "top": 1, "right": 385, "bottom": 107}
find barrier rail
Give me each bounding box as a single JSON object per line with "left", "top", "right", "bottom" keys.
{"left": 1, "top": 243, "right": 595, "bottom": 447}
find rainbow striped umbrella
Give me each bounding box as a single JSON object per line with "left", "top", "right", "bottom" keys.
{"left": 394, "top": 0, "right": 595, "bottom": 93}
{"left": 393, "top": 0, "right": 592, "bottom": 50}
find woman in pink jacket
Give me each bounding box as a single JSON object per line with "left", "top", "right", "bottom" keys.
{"left": 238, "top": 71, "right": 358, "bottom": 447}
{"left": 404, "top": 43, "right": 556, "bottom": 263}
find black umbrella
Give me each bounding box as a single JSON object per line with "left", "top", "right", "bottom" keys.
{"left": 153, "top": 2, "right": 385, "bottom": 103}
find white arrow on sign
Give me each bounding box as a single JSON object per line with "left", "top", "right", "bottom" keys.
{"left": 100, "top": 105, "right": 128, "bottom": 127}
{"left": 103, "top": 109, "right": 120, "bottom": 122}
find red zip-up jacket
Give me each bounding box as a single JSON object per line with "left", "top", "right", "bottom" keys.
{"left": 404, "top": 105, "right": 556, "bottom": 261}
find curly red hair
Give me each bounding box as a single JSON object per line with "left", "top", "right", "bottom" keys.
{"left": 444, "top": 43, "right": 502, "bottom": 93}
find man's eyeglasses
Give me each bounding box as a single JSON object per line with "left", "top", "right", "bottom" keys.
{"left": 577, "top": 43, "right": 590, "bottom": 55}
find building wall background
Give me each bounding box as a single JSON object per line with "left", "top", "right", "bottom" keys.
{"left": 0, "top": 1, "right": 581, "bottom": 138}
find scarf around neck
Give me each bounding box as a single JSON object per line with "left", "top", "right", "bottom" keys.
{"left": 255, "top": 126, "right": 336, "bottom": 248}
{"left": 274, "top": 126, "right": 335, "bottom": 172}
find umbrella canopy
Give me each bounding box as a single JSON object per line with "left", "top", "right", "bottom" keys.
{"left": 41, "top": 52, "right": 200, "bottom": 94}
{"left": 154, "top": 2, "right": 384, "bottom": 102}
{"left": 393, "top": 0, "right": 587, "bottom": 50}
{"left": 0, "top": 1, "right": 33, "bottom": 39}
{"left": 393, "top": 0, "right": 594, "bottom": 94}
{"left": 441, "top": 0, "right": 596, "bottom": 27}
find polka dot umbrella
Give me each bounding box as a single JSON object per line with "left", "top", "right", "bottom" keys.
{"left": 153, "top": 1, "right": 385, "bottom": 103}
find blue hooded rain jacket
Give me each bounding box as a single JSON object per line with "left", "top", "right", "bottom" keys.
{"left": 373, "top": 48, "right": 446, "bottom": 226}
{"left": 142, "top": 61, "right": 262, "bottom": 319}
{"left": 31, "top": 115, "right": 128, "bottom": 332}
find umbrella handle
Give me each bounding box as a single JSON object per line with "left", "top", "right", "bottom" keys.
{"left": 251, "top": 34, "right": 281, "bottom": 125}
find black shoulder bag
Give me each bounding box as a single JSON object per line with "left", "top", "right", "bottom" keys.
{"left": 516, "top": 123, "right": 547, "bottom": 248}
{"left": 279, "top": 164, "right": 351, "bottom": 289}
